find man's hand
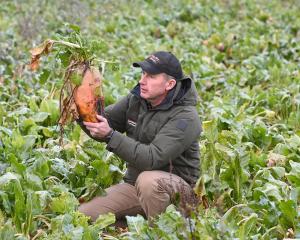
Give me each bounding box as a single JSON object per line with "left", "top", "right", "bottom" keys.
{"left": 83, "top": 115, "right": 112, "bottom": 139}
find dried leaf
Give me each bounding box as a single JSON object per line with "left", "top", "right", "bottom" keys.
{"left": 30, "top": 39, "right": 54, "bottom": 56}
{"left": 29, "top": 39, "right": 54, "bottom": 71}
{"left": 29, "top": 56, "right": 40, "bottom": 71}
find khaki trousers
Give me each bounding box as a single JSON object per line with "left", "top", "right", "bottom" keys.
{"left": 78, "top": 170, "right": 192, "bottom": 221}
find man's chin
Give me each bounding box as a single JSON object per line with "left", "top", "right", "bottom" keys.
{"left": 140, "top": 93, "right": 148, "bottom": 99}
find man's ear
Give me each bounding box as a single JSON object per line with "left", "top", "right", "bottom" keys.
{"left": 166, "top": 79, "right": 177, "bottom": 91}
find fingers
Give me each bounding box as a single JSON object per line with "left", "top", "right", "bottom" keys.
{"left": 96, "top": 114, "right": 107, "bottom": 122}
{"left": 83, "top": 115, "right": 107, "bottom": 127}
{"left": 83, "top": 121, "right": 100, "bottom": 134}
{"left": 85, "top": 125, "right": 96, "bottom": 132}
{"left": 82, "top": 115, "right": 110, "bottom": 139}
{"left": 83, "top": 121, "right": 98, "bottom": 127}
{"left": 89, "top": 131, "right": 95, "bottom": 137}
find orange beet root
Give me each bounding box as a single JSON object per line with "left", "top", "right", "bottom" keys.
{"left": 74, "top": 67, "right": 102, "bottom": 123}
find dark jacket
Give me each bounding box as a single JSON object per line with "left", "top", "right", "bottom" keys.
{"left": 103, "top": 77, "right": 202, "bottom": 185}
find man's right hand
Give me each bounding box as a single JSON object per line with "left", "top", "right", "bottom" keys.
{"left": 83, "top": 115, "right": 112, "bottom": 140}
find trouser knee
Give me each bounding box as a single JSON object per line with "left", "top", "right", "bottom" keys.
{"left": 135, "top": 171, "right": 174, "bottom": 219}
{"left": 135, "top": 171, "right": 160, "bottom": 198}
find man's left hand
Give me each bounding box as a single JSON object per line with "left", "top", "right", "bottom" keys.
{"left": 83, "top": 115, "right": 112, "bottom": 139}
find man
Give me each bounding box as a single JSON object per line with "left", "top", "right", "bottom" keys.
{"left": 78, "top": 51, "right": 201, "bottom": 223}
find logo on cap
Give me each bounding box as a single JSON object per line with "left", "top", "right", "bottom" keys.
{"left": 148, "top": 55, "right": 160, "bottom": 64}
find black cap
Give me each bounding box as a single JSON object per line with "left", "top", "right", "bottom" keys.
{"left": 133, "top": 51, "right": 184, "bottom": 81}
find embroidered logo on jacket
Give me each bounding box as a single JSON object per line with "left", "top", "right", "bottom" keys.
{"left": 128, "top": 119, "right": 137, "bottom": 127}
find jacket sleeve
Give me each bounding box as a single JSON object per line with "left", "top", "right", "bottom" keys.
{"left": 106, "top": 109, "right": 201, "bottom": 170}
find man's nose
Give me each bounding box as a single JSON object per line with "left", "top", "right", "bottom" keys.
{"left": 139, "top": 74, "right": 146, "bottom": 84}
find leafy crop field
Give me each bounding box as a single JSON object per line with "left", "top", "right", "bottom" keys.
{"left": 1, "top": 0, "right": 300, "bottom": 239}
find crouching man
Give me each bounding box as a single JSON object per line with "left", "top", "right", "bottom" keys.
{"left": 78, "top": 51, "right": 201, "bottom": 223}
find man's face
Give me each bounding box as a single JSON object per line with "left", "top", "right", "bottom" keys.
{"left": 139, "top": 71, "right": 176, "bottom": 106}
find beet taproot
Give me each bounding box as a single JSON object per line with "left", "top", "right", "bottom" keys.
{"left": 74, "top": 66, "right": 103, "bottom": 123}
